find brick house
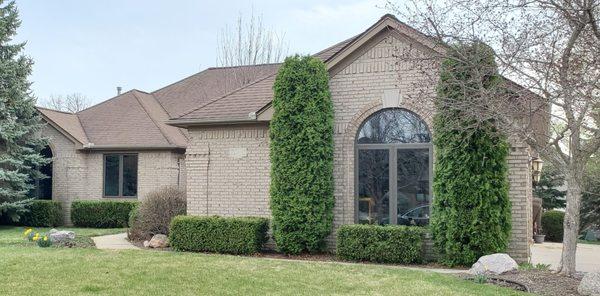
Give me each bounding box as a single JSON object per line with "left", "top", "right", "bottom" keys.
{"left": 37, "top": 15, "right": 544, "bottom": 262}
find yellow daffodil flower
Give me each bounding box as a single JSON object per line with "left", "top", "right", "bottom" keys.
{"left": 43, "top": 236, "right": 48, "bottom": 241}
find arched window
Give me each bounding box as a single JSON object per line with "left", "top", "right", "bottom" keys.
{"left": 355, "top": 108, "right": 432, "bottom": 226}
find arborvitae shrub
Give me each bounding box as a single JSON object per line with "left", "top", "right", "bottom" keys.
{"left": 269, "top": 55, "right": 334, "bottom": 254}
{"left": 541, "top": 210, "right": 564, "bottom": 242}
{"left": 431, "top": 42, "right": 511, "bottom": 266}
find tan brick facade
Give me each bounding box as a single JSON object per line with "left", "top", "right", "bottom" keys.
{"left": 183, "top": 32, "right": 533, "bottom": 261}
{"left": 42, "top": 125, "right": 186, "bottom": 225}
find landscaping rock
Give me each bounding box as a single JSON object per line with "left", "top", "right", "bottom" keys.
{"left": 578, "top": 272, "right": 600, "bottom": 296}
{"left": 469, "top": 253, "right": 518, "bottom": 275}
{"left": 143, "top": 240, "right": 150, "bottom": 248}
{"left": 48, "top": 230, "right": 75, "bottom": 243}
{"left": 148, "top": 234, "right": 168, "bottom": 248}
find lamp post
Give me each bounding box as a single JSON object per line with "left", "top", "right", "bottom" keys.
{"left": 531, "top": 157, "right": 544, "bottom": 185}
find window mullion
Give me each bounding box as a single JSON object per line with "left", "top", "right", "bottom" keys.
{"left": 119, "top": 155, "right": 124, "bottom": 197}
{"left": 390, "top": 148, "right": 398, "bottom": 225}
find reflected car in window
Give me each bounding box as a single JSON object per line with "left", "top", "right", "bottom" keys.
{"left": 398, "top": 205, "right": 430, "bottom": 226}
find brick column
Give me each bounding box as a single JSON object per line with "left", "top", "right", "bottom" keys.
{"left": 507, "top": 142, "right": 533, "bottom": 263}
{"left": 185, "top": 144, "right": 209, "bottom": 216}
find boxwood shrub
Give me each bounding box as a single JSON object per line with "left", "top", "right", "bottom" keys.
{"left": 71, "top": 200, "right": 138, "bottom": 228}
{"left": 337, "top": 224, "right": 424, "bottom": 264}
{"left": 0, "top": 200, "right": 63, "bottom": 227}
{"left": 169, "top": 215, "right": 269, "bottom": 255}
{"left": 542, "top": 210, "right": 564, "bottom": 242}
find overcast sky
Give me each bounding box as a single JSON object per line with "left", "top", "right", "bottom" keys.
{"left": 14, "top": 0, "right": 388, "bottom": 105}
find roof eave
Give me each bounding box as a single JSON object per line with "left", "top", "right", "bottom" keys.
{"left": 166, "top": 117, "right": 268, "bottom": 128}
{"left": 79, "top": 144, "right": 186, "bottom": 152}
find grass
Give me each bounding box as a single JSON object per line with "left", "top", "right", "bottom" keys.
{"left": 578, "top": 239, "right": 600, "bottom": 245}
{"left": 0, "top": 226, "right": 524, "bottom": 296}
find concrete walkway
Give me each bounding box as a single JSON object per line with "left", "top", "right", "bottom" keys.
{"left": 92, "top": 232, "right": 139, "bottom": 250}
{"left": 531, "top": 242, "right": 600, "bottom": 272}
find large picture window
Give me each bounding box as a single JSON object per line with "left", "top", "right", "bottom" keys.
{"left": 103, "top": 154, "right": 138, "bottom": 198}
{"left": 356, "top": 108, "right": 432, "bottom": 226}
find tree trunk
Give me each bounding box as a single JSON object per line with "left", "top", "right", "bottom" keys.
{"left": 558, "top": 172, "right": 582, "bottom": 276}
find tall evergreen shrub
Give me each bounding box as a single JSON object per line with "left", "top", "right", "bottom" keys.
{"left": 431, "top": 42, "right": 511, "bottom": 266}
{"left": 270, "top": 55, "right": 334, "bottom": 254}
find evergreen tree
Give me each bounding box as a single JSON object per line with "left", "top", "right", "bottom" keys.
{"left": 534, "top": 162, "right": 567, "bottom": 210}
{"left": 431, "top": 42, "right": 511, "bottom": 266}
{"left": 581, "top": 157, "right": 599, "bottom": 230}
{"left": 0, "top": 1, "right": 48, "bottom": 221}
{"left": 270, "top": 55, "right": 334, "bottom": 254}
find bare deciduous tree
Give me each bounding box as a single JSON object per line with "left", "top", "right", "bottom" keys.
{"left": 387, "top": 0, "right": 600, "bottom": 276}
{"left": 216, "top": 11, "right": 288, "bottom": 86}
{"left": 39, "top": 93, "right": 90, "bottom": 113}
{"left": 217, "top": 11, "right": 288, "bottom": 67}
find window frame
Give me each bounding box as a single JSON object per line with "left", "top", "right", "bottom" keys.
{"left": 102, "top": 153, "right": 138, "bottom": 198}
{"left": 354, "top": 108, "right": 433, "bottom": 225}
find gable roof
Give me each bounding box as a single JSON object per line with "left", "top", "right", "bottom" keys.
{"left": 167, "top": 14, "right": 419, "bottom": 127}
{"left": 37, "top": 107, "right": 89, "bottom": 146}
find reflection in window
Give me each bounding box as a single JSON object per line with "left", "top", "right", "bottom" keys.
{"left": 357, "top": 109, "right": 431, "bottom": 144}
{"left": 104, "top": 154, "right": 138, "bottom": 197}
{"left": 356, "top": 108, "right": 432, "bottom": 226}
{"left": 397, "top": 149, "right": 430, "bottom": 226}
{"left": 358, "top": 150, "right": 389, "bottom": 224}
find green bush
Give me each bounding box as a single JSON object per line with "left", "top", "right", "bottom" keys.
{"left": 169, "top": 216, "right": 269, "bottom": 255}
{"left": 542, "top": 210, "right": 564, "bottom": 242}
{"left": 337, "top": 224, "right": 424, "bottom": 264}
{"left": 431, "top": 42, "right": 511, "bottom": 266}
{"left": 0, "top": 200, "right": 63, "bottom": 227}
{"left": 19, "top": 200, "right": 63, "bottom": 227}
{"left": 270, "top": 55, "right": 334, "bottom": 254}
{"left": 71, "top": 200, "right": 138, "bottom": 228}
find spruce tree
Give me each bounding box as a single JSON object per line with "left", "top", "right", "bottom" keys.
{"left": 270, "top": 55, "right": 334, "bottom": 254}
{"left": 431, "top": 42, "right": 511, "bottom": 266}
{"left": 0, "top": 1, "right": 48, "bottom": 221}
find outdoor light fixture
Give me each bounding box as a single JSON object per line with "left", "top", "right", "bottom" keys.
{"left": 531, "top": 157, "right": 544, "bottom": 184}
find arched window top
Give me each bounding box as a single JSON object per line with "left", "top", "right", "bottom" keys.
{"left": 357, "top": 108, "right": 431, "bottom": 144}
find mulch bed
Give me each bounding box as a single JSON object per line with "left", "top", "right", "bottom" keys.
{"left": 463, "top": 270, "right": 583, "bottom": 295}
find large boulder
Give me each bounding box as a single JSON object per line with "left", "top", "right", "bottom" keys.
{"left": 48, "top": 229, "right": 75, "bottom": 243}
{"left": 578, "top": 272, "right": 600, "bottom": 296}
{"left": 148, "top": 234, "right": 168, "bottom": 248}
{"left": 468, "top": 253, "right": 518, "bottom": 275}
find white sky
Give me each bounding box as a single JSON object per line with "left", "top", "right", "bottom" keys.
{"left": 14, "top": 0, "right": 389, "bottom": 105}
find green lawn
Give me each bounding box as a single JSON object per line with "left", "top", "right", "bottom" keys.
{"left": 0, "top": 226, "right": 523, "bottom": 296}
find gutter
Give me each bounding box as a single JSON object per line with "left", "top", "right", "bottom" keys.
{"left": 165, "top": 114, "right": 269, "bottom": 128}
{"left": 79, "top": 144, "right": 186, "bottom": 152}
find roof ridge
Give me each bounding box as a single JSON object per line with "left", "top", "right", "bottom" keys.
{"left": 150, "top": 68, "right": 212, "bottom": 96}
{"left": 206, "top": 62, "right": 282, "bottom": 70}
{"left": 131, "top": 91, "right": 174, "bottom": 146}
{"left": 77, "top": 89, "right": 142, "bottom": 114}
{"left": 35, "top": 106, "right": 75, "bottom": 115}
{"left": 175, "top": 72, "right": 277, "bottom": 119}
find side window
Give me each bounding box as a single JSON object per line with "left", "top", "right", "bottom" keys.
{"left": 103, "top": 154, "right": 138, "bottom": 197}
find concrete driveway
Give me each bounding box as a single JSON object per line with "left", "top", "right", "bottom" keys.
{"left": 531, "top": 242, "right": 600, "bottom": 272}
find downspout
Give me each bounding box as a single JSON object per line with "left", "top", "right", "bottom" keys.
{"left": 206, "top": 143, "right": 210, "bottom": 215}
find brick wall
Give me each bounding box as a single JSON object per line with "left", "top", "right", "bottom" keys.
{"left": 185, "top": 125, "right": 271, "bottom": 218}
{"left": 42, "top": 125, "right": 185, "bottom": 225}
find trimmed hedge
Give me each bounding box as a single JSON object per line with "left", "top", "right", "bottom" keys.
{"left": 169, "top": 216, "right": 269, "bottom": 255}
{"left": 337, "top": 224, "right": 425, "bottom": 264}
{"left": 0, "top": 200, "right": 63, "bottom": 227}
{"left": 71, "top": 200, "right": 138, "bottom": 228}
{"left": 542, "top": 210, "right": 564, "bottom": 242}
